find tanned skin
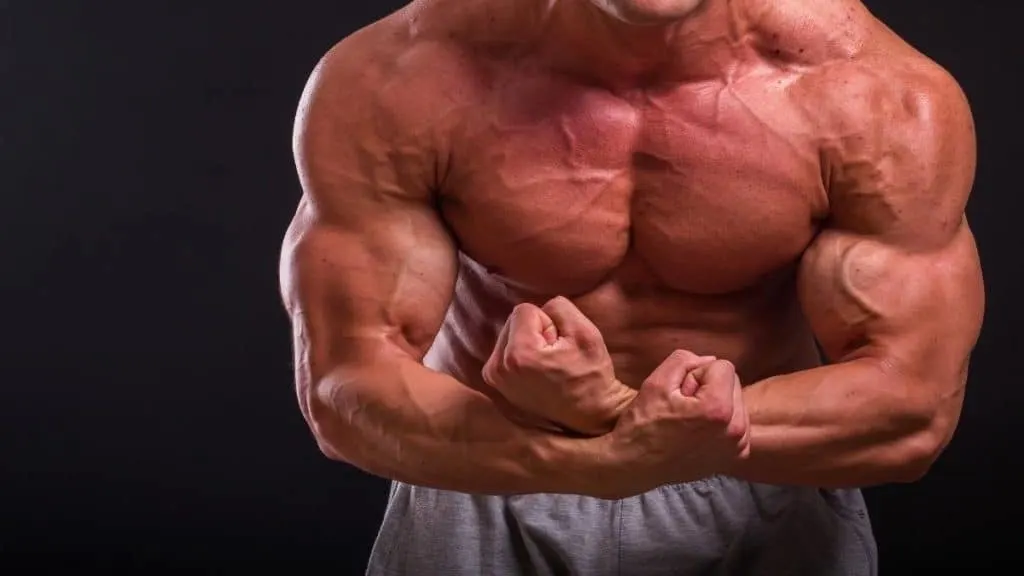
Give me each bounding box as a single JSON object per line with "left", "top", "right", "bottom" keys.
{"left": 280, "top": 0, "right": 982, "bottom": 499}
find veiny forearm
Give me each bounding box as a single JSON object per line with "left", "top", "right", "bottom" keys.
{"left": 308, "top": 354, "right": 607, "bottom": 496}
{"left": 731, "top": 358, "right": 946, "bottom": 488}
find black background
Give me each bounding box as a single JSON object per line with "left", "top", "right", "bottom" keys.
{"left": 3, "top": 1, "right": 1020, "bottom": 572}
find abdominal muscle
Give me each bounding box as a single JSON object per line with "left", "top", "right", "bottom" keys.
{"left": 423, "top": 254, "right": 823, "bottom": 396}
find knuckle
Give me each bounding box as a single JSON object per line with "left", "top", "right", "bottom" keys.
{"left": 725, "top": 420, "right": 747, "bottom": 441}
{"left": 481, "top": 361, "right": 497, "bottom": 382}
{"left": 711, "top": 359, "right": 736, "bottom": 375}
{"left": 546, "top": 295, "right": 573, "bottom": 308}
{"left": 482, "top": 360, "right": 507, "bottom": 386}
{"left": 640, "top": 376, "right": 665, "bottom": 394}
{"left": 739, "top": 433, "right": 752, "bottom": 451}
{"left": 504, "top": 348, "right": 536, "bottom": 371}
{"left": 505, "top": 334, "right": 527, "bottom": 351}
{"left": 737, "top": 444, "right": 751, "bottom": 460}
{"left": 668, "top": 349, "right": 697, "bottom": 364}
{"left": 702, "top": 402, "right": 732, "bottom": 425}
{"left": 575, "top": 326, "right": 603, "bottom": 348}
{"left": 511, "top": 302, "right": 538, "bottom": 318}
{"left": 507, "top": 329, "right": 539, "bottom": 352}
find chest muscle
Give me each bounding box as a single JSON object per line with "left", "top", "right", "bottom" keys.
{"left": 441, "top": 67, "right": 826, "bottom": 296}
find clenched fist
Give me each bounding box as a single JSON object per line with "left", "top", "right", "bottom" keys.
{"left": 602, "top": 349, "right": 751, "bottom": 497}
{"left": 482, "top": 297, "right": 636, "bottom": 435}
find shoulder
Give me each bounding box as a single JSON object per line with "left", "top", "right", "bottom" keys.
{"left": 766, "top": 0, "right": 972, "bottom": 140}
{"left": 295, "top": 5, "right": 468, "bottom": 143}
{"left": 817, "top": 51, "right": 973, "bottom": 200}
{"left": 293, "top": 3, "right": 483, "bottom": 197}
{"left": 753, "top": 0, "right": 976, "bottom": 243}
{"left": 816, "top": 60, "right": 974, "bottom": 246}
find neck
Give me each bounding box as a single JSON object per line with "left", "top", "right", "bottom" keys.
{"left": 537, "top": 0, "right": 737, "bottom": 87}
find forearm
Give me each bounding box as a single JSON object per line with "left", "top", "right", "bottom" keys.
{"left": 308, "top": 354, "right": 608, "bottom": 496}
{"left": 730, "top": 358, "right": 942, "bottom": 487}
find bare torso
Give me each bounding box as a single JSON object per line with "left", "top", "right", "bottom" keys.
{"left": 360, "top": 0, "right": 914, "bottom": 391}
{"left": 286, "top": 4, "right": 977, "bottom": 567}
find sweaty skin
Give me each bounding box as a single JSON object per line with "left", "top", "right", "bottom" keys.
{"left": 281, "top": 0, "right": 982, "bottom": 497}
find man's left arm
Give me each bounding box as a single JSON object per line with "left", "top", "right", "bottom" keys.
{"left": 732, "top": 63, "right": 984, "bottom": 488}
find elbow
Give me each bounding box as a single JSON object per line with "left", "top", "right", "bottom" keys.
{"left": 311, "top": 424, "right": 350, "bottom": 463}
{"left": 888, "top": 429, "right": 944, "bottom": 483}
{"left": 887, "top": 410, "right": 958, "bottom": 483}
{"left": 876, "top": 369, "right": 963, "bottom": 484}
{"left": 304, "top": 377, "right": 357, "bottom": 464}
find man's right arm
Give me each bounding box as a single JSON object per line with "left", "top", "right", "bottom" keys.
{"left": 280, "top": 40, "right": 605, "bottom": 496}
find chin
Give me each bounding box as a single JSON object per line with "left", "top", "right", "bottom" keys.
{"left": 594, "top": 0, "right": 707, "bottom": 24}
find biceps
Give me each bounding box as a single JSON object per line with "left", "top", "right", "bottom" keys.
{"left": 280, "top": 199, "right": 458, "bottom": 380}
{"left": 797, "top": 223, "right": 984, "bottom": 380}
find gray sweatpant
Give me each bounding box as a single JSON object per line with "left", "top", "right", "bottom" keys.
{"left": 366, "top": 477, "right": 877, "bottom": 575}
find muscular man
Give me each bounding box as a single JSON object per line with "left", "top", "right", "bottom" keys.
{"left": 280, "top": 0, "right": 983, "bottom": 573}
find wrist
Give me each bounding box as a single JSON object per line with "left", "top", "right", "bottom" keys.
{"left": 610, "top": 378, "right": 639, "bottom": 410}
{"left": 562, "top": 377, "right": 638, "bottom": 437}
{"left": 532, "top": 432, "right": 624, "bottom": 498}
{"left": 597, "top": 378, "right": 638, "bottom": 425}
{"left": 569, "top": 433, "right": 637, "bottom": 499}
